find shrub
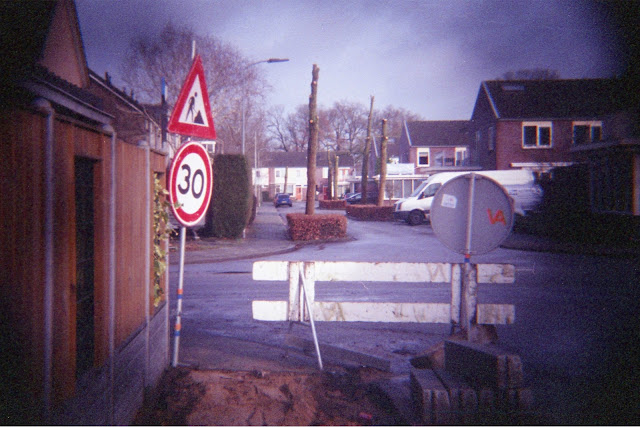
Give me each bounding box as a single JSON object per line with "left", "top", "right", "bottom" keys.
{"left": 286, "top": 213, "right": 347, "bottom": 241}
{"left": 203, "top": 154, "right": 253, "bottom": 238}
{"left": 318, "top": 200, "right": 346, "bottom": 210}
{"left": 346, "top": 204, "right": 394, "bottom": 221}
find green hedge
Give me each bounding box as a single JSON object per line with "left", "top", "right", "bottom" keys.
{"left": 203, "top": 154, "right": 253, "bottom": 238}
{"left": 286, "top": 213, "right": 347, "bottom": 241}
{"left": 346, "top": 204, "right": 394, "bottom": 221}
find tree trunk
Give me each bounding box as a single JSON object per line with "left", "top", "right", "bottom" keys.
{"left": 377, "top": 119, "right": 388, "bottom": 206}
{"left": 327, "top": 151, "right": 332, "bottom": 200}
{"left": 333, "top": 154, "right": 339, "bottom": 199}
{"left": 305, "top": 64, "right": 319, "bottom": 215}
{"left": 361, "top": 96, "right": 374, "bottom": 204}
{"left": 284, "top": 166, "right": 288, "bottom": 195}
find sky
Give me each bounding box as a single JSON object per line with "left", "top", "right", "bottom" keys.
{"left": 75, "top": 0, "right": 629, "bottom": 120}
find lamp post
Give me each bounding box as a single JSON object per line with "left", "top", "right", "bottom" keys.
{"left": 241, "top": 58, "right": 289, "bottom": 154}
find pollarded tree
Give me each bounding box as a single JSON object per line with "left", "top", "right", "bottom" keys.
{"left": 306, "top": 64, "right": 320, "bottom": 215}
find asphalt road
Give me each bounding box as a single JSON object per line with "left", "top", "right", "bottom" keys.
{"left": 169, "top": 203, "right": 639, "bottom": 424}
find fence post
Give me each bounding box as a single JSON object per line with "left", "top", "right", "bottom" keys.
{"left": 450, "top": 263, "right": 462, "bottom": 331}
{"left": 288, "top": 262, "right": 301, "bottom": 321}
{"left": 302, "top": 262, "right": 316, "bottom": 322}
{"left": 461, "top": 263, "right": 478, "bottom": 339}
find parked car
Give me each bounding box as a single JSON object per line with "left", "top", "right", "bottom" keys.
{"left": 274, "top": 193, "right": 293, "bottom": 207}
{"left": 345, "top": 192, "right": 379, "bottom": 205}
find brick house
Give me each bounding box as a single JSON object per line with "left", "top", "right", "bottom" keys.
{"left": 470, "top": 79, "right": 622, "bottom": 173}
{"left": 470, "top": 78, "right": 639, "bottom": 215}
{"left": 396, "top": 120, "right": 474, "bottom": 175}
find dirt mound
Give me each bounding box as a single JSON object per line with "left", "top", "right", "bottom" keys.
{"left": 134, "top": 367, "right": 404, "bottom": 426}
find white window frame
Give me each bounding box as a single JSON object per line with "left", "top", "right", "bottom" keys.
{"left": 573, "top": 121, "right": 602, "bottom": 145}
{"left": 522, "top": 121, "right": 552, "bottom": 148}
{"left": 455, "top": 147, "right": 468, "bottom": 166}
{"left": 416, "top": 148, "right": 430, "bottom": 166}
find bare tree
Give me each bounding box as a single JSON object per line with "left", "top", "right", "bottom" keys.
{"left": 306, "top": 64, "right": 320, "bottom": 215}
{"left": 120, "top": 23, "right": 269, "bottom": 153}
{"left": 373, "top": 105, "right": 422, "bottom": 141}
{"left": 286, "top": 105, "right": 311, "bottom": 152}
{"left": 265, "top": 105, "right": 290, "bottom": 151}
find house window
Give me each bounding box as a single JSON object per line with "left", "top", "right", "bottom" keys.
{"left": 522, "top": 122, "right": 552, "bottom": 148}
{"left": 573, "top": 121, "right": 602, "bottom": 145}
{"left": 433, "top": 149, "right": 445, "bottom": 166}
{"left": 255, "top": 170, "right": 260, "bottom": 177}
{"left": 275, "top": 170, "right": 281, "bottom": 178}
{"left": 417, "top": 149, "right": 429, "bottom": 166}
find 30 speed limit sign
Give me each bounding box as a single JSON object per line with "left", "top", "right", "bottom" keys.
{"left": 167, "top": 141, "right": 213, "bottom": 227}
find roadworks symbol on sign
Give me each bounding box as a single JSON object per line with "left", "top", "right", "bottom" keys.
{"left": 168, "top": 54, "right": 217, "bottom": 139}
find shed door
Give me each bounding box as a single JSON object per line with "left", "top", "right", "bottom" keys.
{"left": 75, "top": 157, "right": 95, "bottom": 376}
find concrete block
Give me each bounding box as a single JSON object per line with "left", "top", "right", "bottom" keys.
{"left": 477, "top": 387, "right": 496, "bottom": 414}
{"left": 444, "top": 339, "right": 523, "bottom": 389}
{"left": 434, "top": 369, "right": 478, "bottom": 424}
{"left": 410, "top": 368, "right": 452, "bottom": 425}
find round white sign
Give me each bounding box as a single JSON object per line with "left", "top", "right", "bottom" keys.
{"left": 430, "top": 173, "right": 514, "bottom": 255}
{"left": 167, "top": 141, "right": 213, "bottom": 227}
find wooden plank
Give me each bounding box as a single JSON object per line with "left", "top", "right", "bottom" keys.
{"left": 284, "top": 334, "right": 391, "bottom": 371}
{"left": 253, "top": 261, "right": 514, "bottom": 284}
{"left": 477, "top": 264, "right": 515, "bottom": 283}
{"left": 313, "top": 261, "right": 452, "bottom": 283}
{"left": 253, "top": 260, "right": 289, "bottom": 281}
{"left": 252, "top": 300, "right": 288, "bottom": 321}
{"left": 253, "top": 301, "right": 452, "bottom": 323}
{"left": 314, "top": 302, "right": 451, "bottom": 323}
{"left": 477, "top": 304, "right": 515, "bottom": 324}
{"left": 253, "top": 301, "right": 514, "bottom": 325}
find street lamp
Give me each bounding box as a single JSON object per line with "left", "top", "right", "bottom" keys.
{"left": 241, "top": 58, "right": 289, "bottom": 154}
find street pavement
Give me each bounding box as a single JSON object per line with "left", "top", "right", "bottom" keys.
{"left": 167, "top": 202, "right": 638, "bottom": 424}
{"left": 170, "top": 202, "right": 637, "bottom": 264}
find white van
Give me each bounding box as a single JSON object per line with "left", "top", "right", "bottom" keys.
{"left": 393, "top": 169, "right": 543, "bottom": 225}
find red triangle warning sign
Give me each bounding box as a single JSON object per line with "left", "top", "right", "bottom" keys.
{"left": 168, "top": 55, "right": 217, "bottom": 139}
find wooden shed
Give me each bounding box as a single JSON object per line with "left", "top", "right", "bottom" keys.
{"left": 0, "top": 0, "right": 170, "bottom": 424}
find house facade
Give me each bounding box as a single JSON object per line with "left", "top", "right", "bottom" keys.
{"left": 471, "top": 78, "right": 639, "bottom": 215}
{"left": 384, "top": 120, "right": 477, "bottom": 200}
{"left": 256, "top": 151, "right": 356, "bottom": 200}
{"left": 1, "top": 1, "right": 170, "bottom": 424}
{"left": 396, "top": 120, "right": 473, "bottom": 175}
{"left": 470, "top": 79, "right": 620, "bottom": 173}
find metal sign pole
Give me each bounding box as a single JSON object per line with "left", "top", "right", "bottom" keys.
{"left": 462, "top": 174, "right": 477, "bottom": 339}
{"left": 300, "top": 269, "right": 323, "bottom": 370}
{"left": 172, "top": 226, "right": 187, "bottom": 367}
